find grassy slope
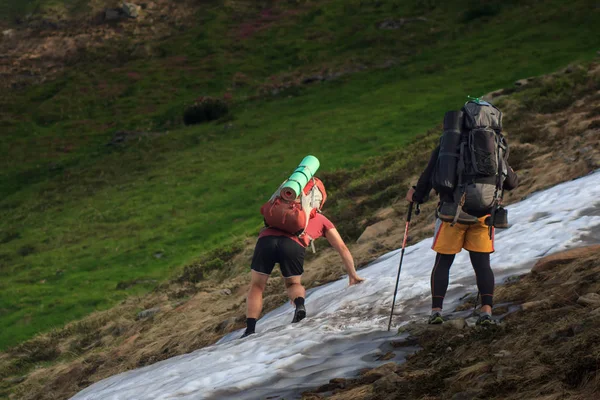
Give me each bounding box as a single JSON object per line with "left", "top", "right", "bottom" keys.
{"left": 0, "top": 0, "right": 599, "bottom": 350}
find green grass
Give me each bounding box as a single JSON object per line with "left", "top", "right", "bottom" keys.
{"left": 1, "top": 0, "right": 599, "bottom": 350}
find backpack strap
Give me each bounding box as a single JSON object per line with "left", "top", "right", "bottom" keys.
{"left": 488, "top": 134, "right": 509, "bottom": 238}
{"left": 451, "top": 141, "right": 467, "bottom": 226}
{"left": 309, "top": 235, "right": 316, "bottom": 253}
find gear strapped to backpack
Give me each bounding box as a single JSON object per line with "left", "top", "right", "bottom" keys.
{"left": 433, "top": 99, "right": 509, "bottom": 232}
{"left": 260, "top": 177, "right": 327, "bottom": 248}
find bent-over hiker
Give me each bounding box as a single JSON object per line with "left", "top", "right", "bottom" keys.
{"left": 242, "top": 177, "right": 364, "bottom": 338}
{"left": 406, "top": 98, "right": 518, "bottom": 326}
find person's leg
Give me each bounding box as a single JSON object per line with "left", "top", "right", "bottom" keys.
{"left": 430, "top": 253, "right": 456, "bottom": 311}
{"left": 430, "top": 218, "right": 465, "bottom": 319}
{"left": 243, "top": 237, "right": 277, "bottom": 337}
{"left": 463, "top": 216, "right": 495, "bottom": 320}
{"left": 284, "top": 275, "right": 307, "bottom": 323}
{"left": 469, "top": 251, "right": 494, "bottom": 314}
{"left": 243, "top": 271, "right": 269, "bottom": 337}
{"left": 284, "top": 275, "right": 306, "bottom": 303}
{"left": 247, "top": 270, "right": 270, "bottom": 319}
{"left": 278, "top": 237, "right": 307, "bottom": 323}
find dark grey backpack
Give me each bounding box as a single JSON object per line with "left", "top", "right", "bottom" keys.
{"left": 434, "top": 100, "right": 508, "bottom": 225}
{"left": 460, "top": 100, "right": 507, "bottom": 214}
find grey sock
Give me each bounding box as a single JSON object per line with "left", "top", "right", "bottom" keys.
{"left": 480, "top": 311, "right": 492, "bottom": 317}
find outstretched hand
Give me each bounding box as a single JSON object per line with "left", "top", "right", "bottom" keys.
{"left": 349, "top": 275, "right": 365, "bottom": 286}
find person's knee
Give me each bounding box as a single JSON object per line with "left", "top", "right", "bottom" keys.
{"left": 284, "top": 276, "right": 302, "bottom": 288}
{"left": 285, "top": 280, "right": 300, "bottom": 289}
{"left": 250, "top": 280, "right": 267, "bottom": 293}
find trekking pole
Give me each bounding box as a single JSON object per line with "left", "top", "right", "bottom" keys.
{"left": 387, "top": 202, "right": 414, "bottom": 331}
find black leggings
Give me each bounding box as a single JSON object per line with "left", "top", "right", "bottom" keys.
{"left": 430, "top": 252, "right": 494, "bottom": 309}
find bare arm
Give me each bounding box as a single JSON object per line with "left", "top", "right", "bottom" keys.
{"left": 325, "top": 228, "right": 365, "bottom": 286}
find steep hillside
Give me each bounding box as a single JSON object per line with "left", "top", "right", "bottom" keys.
{"left": 1, "top": 0, "right": 599, "bottom": 378}
{"left": 1, "top": 57, "right": 599, "bottom": 400}
{"left": 1, "top": 0, "right": 598, "bottom": 353}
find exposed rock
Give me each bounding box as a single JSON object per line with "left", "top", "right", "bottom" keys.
{"left": 514, "top": 78, "right": 531, "bottom": 87}
{"left": 590, "top": 307, "right": 600, "bottom": 317}
{"left": 136, "top": 307, "right": 161, "bottom": 319}
{"left": 577, "top": 293, "right": 600, "bottom": 307}
{"left": 153, "top": 252, "right": 164, "bottom": 259}
{"left": 390, "top": 336, "right": 419, "bottom": 348}
{"left": 373, "top": 372, "right": 402, "bottom": 392}
{"left": 313, "top": 377, "right": 347, "bottom": 393}
{"left": 123, "top": 2, "right": 142, "bottom": 18}
{"left": 494, "top": 349, "right": 512, "bottom": 358}
{"left": 444, "top": 318, "right": 466, "bottom": 330}
{"left": 521, "top": 299, "right": 550, "bottom": 311}
{"left": 220, "top": 288, "right": 232, "bottom": 296}
{"left": 532, "top": 245, "right": 600, "bottom": 273}
{"left": 6, "top": 376, "right": 26, "bottom": 384}
{"left": 503, "top": 274, "right": 522, "bottom": 284}
{"left": 357, "top": 219, "right": 395, "bottom": 243}
{"left": 375, "top": 351, "right": 395, "bottom": 361}
{"left": 2, "top": 29, "right": 15, "bottom": 39}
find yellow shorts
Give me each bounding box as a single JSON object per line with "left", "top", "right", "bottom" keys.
{"left": 432, "top": 216, "right": 494, "bottom": 254}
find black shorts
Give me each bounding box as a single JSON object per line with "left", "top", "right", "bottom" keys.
{"left": 251, "top": 236, "right": 306, "bottom": 278}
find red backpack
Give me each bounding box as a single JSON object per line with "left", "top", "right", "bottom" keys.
{"left": 260, "top": 177, "right": 327, "bottom": 239}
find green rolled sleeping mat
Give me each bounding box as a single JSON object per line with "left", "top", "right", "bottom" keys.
{"left": 280, "top": 155, "right": 320, "bottom": 201}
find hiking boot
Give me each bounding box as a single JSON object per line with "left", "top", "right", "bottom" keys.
{"left": 292, "top": 304, "right": 306, "bottom": 323}
{"left": 240, "top": 330, "right": 255, "bottom": 339}
{"left": 476, "top": 313, "right": 494, "bottom": 326}
{"left": 428, "top": 311, "right": 444, "bottom": 325}
{"left": 438, "top": 202, "right": 478, "bottom": 225}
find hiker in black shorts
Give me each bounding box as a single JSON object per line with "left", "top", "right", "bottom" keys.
{"left": 242, "top": 182, "right": 364, "bottom": 338}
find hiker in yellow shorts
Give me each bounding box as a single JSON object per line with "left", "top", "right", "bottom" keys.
{"left": 406, "top": 100, "right": 518, "bottom": 326}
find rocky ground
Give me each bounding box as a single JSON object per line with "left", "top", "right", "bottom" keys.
{"left": 0, "top": 1, "right": 196, "bottom": 89}
{"left": 302, "top": 245, "right": 600, "bottom": 400}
